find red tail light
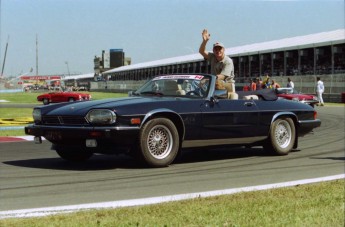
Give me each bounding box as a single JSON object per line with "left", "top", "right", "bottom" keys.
{"left": 90, "top": 131, "right": 103, "bottom": 137}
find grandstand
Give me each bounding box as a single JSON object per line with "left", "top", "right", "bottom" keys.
{"left": 81, "top": 29, "right": 345, "bottom": 101}
{"left": 102, "top": 29, "right": 344, "bottom": 80}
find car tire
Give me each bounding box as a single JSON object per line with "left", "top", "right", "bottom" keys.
{"left": 264, "top": 117, "right": 295, "bottom": 155}
{"left": 43, "top": 98, "right": 49, "bottom": 105}
{"left": 55, "top": 145, "right": 93, "bottom": 162}
{"left": 138, "top": 118, "right": 179, "bottom": 167}
{"left": 68, "top": 98, "right": 75, "bottom": 102}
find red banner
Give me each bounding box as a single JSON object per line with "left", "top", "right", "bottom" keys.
{"left": 20, "top": 76, "right": 61, "bottom": 80}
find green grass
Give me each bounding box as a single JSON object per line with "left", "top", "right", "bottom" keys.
{"left": 321, "top": 102, "right": 345, "bottom": 107}
{"left": 0, "top": 92, "right": 39, "bottom": 103}
{"left": 0, "top": 108, "right": 33, "bottom": 118}
{"left": 0, "top": 108, "right": 33, "bottom": 136}
{"left": 0, "top": 129, "right": 25, "bottom": 136}
{"left": 1, "top": 180, "right": 343, "bottom": 226}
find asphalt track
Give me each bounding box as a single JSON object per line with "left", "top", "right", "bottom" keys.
{"left": 0, "top": 106, "right": 344, "bottom": 212}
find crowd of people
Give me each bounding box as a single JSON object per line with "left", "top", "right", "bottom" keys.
{"left": 242, "top": 75, "right": 285, "bottom": 91}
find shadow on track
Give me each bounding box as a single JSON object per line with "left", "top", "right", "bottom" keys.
{"left": 311, "top": 156, "right": 345, "bottom": 161}
{"left": 3, "top": 146, "right": 288, "bottom": 170}
{"left": 175, "top": 146, "right": 269, "bottom": 164}
{"left": 3, "top": 154, "right": 141, "bottom": 171}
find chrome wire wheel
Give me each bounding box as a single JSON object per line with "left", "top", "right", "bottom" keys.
{"left": 146, "top": 124, "right": 173, "bottom": 159}
{"left": 274, "top": 120, "right": 292, "bottom": 149}
{"left": 264, "top": 117, "right": 295, "bottom": 155}
{"left": 139, "top": 118, "right": 180, "bottom": 167}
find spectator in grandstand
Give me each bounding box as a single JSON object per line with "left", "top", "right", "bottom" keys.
{"left": 199, "top": 29, "right": 235, "bottom": 92}
{"left": 316, "top": 77, "right": 325, "bottom": 106}
{"left": 243, "top": 82, "right": 250, "bottom": 91}
{"left": 262, "top": 75, "right": 271, "bottom": 89}
{"left": 271, "top": 79, "right": 281, "bottom": 89}
{"left": 256, "top": 77, "right": 262, "bottom": 90}
{"left": 250, "top": 78, "right": 257, "bottom": 91}
{"left": 287, "top": 77, "right": 294, "bottom": 89}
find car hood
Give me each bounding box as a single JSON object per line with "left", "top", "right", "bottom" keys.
{"left": 40, "top": 96, "right": 180, "bottom": 116}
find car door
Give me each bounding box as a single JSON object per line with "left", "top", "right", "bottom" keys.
{"left": 49, "top": 92, "right": 58, "bottom": 103}
{"left": 55, "top": 92, "right": 66, "bottom": 102}
{"left": 200, "top": 99, "right": 260, "bottom": 143}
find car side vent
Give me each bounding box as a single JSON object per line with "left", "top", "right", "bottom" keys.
{"left": 42, "top": 116, "right": 88, "bottom": 125}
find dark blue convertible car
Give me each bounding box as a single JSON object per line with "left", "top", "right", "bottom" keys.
{"left": 25, "top": 74, "right": 321, "bottom": 167}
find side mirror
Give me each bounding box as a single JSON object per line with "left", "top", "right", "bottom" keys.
{"left": 210, "top": 96, "right": 219, "bottom": 104}
{"left": 213, "top": 89, "right": 228, "bottom": 99}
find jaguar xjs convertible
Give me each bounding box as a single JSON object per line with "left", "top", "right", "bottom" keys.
{"left": 25, "top": 74, "right": 321, "bottom": 167}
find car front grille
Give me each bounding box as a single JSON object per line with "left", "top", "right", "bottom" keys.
{"left": 42, "top": 116, "right": 88, "bottom": 125}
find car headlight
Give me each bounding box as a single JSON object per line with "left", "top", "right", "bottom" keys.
{"left": 33, "top": 109, "right": 42, "bottom": 123}
{"left": 86, "top": 109, "right": 116, "bottom": 124}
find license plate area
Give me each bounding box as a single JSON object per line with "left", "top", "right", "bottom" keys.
{"left": 86, "top": 139, "right": 97, "bottom": 147}
{"left": 45, "top": 131, "right": 62, "bottom": 140}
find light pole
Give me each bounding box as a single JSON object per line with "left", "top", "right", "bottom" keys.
{"left": 65, "top": 61, "right": 70, "bottom": 76}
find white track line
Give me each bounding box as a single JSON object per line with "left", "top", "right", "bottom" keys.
{"left": 0, "top": 174, "right": 344, "bottom": 219}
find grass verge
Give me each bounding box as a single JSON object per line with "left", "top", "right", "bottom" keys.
{"left": 0, "top": 129, "right": 26, "bottom": 137}
{"left": 1, "top": 180, "right": 344, "bottom": 226}
{"left": 0, "top": 108, "right": 33, "bottom": 136}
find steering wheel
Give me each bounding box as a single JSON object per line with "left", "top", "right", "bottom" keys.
{"left": 185, "top": 91, "right": 200, "bottom": 97}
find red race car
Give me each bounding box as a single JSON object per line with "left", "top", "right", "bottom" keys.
{"left": 276, "top": 87, "right": 318, "bottom": 107}
{"left": 37, "top": 91, "right": 92, "bottom": 105}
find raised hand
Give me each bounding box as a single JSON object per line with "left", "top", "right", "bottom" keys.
{"left": 202, "top": 29, "right": 210, "bottom": 42}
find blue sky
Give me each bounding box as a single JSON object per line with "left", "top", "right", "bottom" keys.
{"left": 0, "top": 0, "right": 344, "bottom": 76}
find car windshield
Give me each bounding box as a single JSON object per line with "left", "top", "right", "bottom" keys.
{"left": 134, "top": 74, "right": 211, "bottom": 98}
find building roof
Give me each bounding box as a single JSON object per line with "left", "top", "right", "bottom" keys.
{"left": 104, "top": 29, "right": 345, "bottom": 74}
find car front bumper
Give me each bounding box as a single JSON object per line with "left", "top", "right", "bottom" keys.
{"left": 25, "top": 124, "right": 140, "bottom": 149}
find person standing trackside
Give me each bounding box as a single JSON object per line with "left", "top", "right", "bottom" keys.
{"left": 316, "top": 77, "right": 325, "bottom": 106}
{"left": 199, "top": 29, "right": 235, "bottom": 92}
{"left": 287, "top": 77, "right": 294, "bottom": 89}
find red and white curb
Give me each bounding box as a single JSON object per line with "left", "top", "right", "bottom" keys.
{"left": 0, "top": 174, "right": 344, "bottom": 219}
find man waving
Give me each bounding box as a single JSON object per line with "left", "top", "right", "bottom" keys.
{"left": 199, "top": 29, "right": 235, "bottom": 88}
